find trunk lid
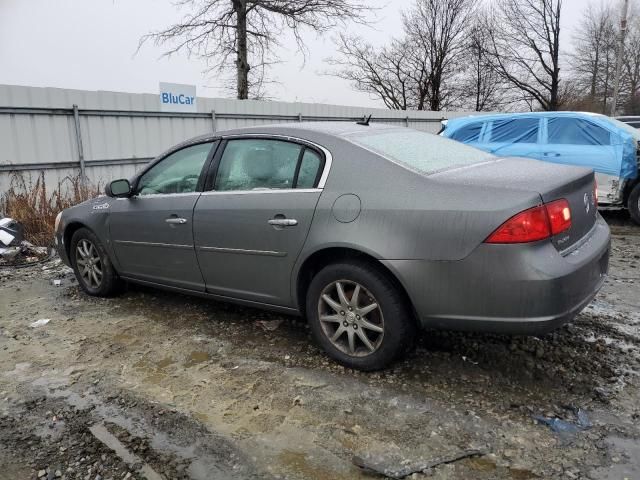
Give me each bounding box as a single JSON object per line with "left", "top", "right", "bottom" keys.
{"left": 431, "top": 157, "right": 597, "bottom": 252}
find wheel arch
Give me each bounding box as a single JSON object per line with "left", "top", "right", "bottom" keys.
{"left": 294, "top": 246, "right": 419, "bottom": 325}
{"left": 63, "top": 221, "right": 90, "bottom": 259}
{"left": 623, "top": 177, "right": 640, "bottom": 204}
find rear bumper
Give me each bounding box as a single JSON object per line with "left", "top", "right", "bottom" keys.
{"left": 383, "top": 214, "right": 611, "bottom": 335}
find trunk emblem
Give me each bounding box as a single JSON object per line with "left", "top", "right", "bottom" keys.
{"left": 583, "top": 193, "right": 590, "bottom": 213}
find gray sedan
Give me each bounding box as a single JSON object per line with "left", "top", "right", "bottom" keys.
{"left": 55, "top": 122, "right": 610, "bottom": 370}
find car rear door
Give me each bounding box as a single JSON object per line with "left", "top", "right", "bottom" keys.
{"left": 541, "top": 117, "right": 621, "bottom": 204}
{"left": 193, "top": 137, "right": 327, "bottom": 306}
{"left": 542, "top": 117, "right": 618, "bottom": 168}
{"left": 109, "top": 141, "right": 216, "bottom": 291}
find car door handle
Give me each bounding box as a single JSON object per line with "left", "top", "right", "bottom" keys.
{"left": 268, "top": 218, "right": 298, "bottom": 227}
{"left": 165, "top": 217, "right": 188, "bottom": 225}
{"left": 544, "top": 152, "right": 561, "bottom": 157}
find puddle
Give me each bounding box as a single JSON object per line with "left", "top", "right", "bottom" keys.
{"left": 278, "top": 450, "right": 345, "bottom": 480}
{"left": 590, "top": 435, "right": 640, "bottom": 479}
{"left": 468, "top": 456, "right": 497, "bottom": 472}
{"left": 90, "top": 424, "right": 163, "bottom": 480}
{"left": 193, "top": 412, "right": 210, "bottom": 423}
{"left": 113, "top": 333, "right": 135, "bottom": 345}
{"left": 509, "top": 468, "right": 538, "bottom": 479}
{"left": 155, "top": 357, "right": 176, "bottom": 369}
{"left": 184, "top": 351, "right": 210, "bottom": 367}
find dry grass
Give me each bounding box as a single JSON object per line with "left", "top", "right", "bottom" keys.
{"left": 1, "top": 171, "right": 101, "bottom": 246}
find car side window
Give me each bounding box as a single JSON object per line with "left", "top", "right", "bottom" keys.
{"left": 450, "top": 122, "right": 483, "bottom": 143}
{"left": 488, "top": 118, "right": 539, "bottom": 143}
{"left": 214, "top": 139, "right": 323, "bottom": 191}
{"left": 296, "top": 149, "right": 323, "bottom": 188}
{"left": 547, "top": 118, "right": 611, "bottom": 145}
{"left": 137, "top": 142, "right": 212, "bottom": 195}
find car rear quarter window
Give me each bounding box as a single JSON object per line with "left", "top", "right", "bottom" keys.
{"left": 450, "top": 122, "right": 483, "bottom": 142}
{"left": 547, "top": 118, "right": 611, "bottom": 145}
{"left": 296, "top": 149, "right": 323, "bottom": 188}
{"left": 487, "top": 118, "right": 539, "bottom": 143}
{"left": 349, "top": 129, "right": 493, "bottom": 174}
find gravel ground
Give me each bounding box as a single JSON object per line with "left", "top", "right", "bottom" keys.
{"left": 0, "top": 212, "right": 638, "bottom": 480}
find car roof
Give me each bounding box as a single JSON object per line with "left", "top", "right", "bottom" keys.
{"left": 447, "top": 111, "right": 612, "bottom": 124}
{"left": 187, "top": 121, "right": 400, "bottom": 144}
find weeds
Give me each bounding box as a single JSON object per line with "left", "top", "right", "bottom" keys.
{"left": 0, "top": 171, "right": 101, "bottom": 246}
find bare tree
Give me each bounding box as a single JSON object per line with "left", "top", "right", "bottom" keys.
{"left": 484, "top": 0, "right": 563, "bottom": 111}
{"left": 329, "top": 0, "right": 473, "bottom": 111}
{"left": 456, "top": 13, "right": 505, "bottom": 111}
{"left": 402, "top": 0, "right": 473, "bottom": 111}
{"left": 140, "top": 0, "right": 370, "bottom": 99}
{"left": 622, "top": 9, "right": 640, "bottom": 113}
{"left": 330, "top": 36, "right": 417, "bottom": 110}
{"left": 569, "top": 2, "right": 617, "bottom": 113}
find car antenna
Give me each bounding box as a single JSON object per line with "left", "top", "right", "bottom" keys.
{"left": 356, "top": 114, "right": 372, "bottom": 126}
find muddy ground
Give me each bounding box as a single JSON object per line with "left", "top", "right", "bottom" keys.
{"left": 0, "top": 213, "right": 639, "bottom": 480}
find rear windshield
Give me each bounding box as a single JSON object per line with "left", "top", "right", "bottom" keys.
{"left": 348, "top": 129, "right": 494, "bottom": 174}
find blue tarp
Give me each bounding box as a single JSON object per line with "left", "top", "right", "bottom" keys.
{"left": 442, "top": 112, "right": 638, "bottom": 179}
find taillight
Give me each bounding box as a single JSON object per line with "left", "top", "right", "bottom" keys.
{"left": 546, "top": 199, "right": 572, "bottom": 235}
{"left": 485, "top": 199, "right": 572, "bottom": 244}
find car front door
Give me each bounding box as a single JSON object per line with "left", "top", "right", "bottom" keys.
{"left": 482, "top": 117, "right": 541, "bottom": 158}
{"left": 109, "top": 141, "right": 216, "bottom": 291}
{"left": 193, "top": 137, "right": 327, "bottom": 306}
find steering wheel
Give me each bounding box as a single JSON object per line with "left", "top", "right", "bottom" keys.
{"left": 180, "top": 174, "right": 200, "bottom": 192}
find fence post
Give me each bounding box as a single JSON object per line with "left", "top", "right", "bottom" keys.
{"left": 298, "top": 113, "right": 303, "bottom": 122}
{"left": 405, "top": 116, "right": 409, "bottom": 127}
{"left": 211, "top": 110, "right": 217, "bottom": 132}
{"left": 72, "top": 104, "right": 87, "bottom": 186}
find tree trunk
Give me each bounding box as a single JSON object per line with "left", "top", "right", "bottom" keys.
{"left": 590, "top": 48, "right": 599, "bottom": 101}
{"left": 233, "top": 0, "right": 249, "bottom": 100}
{"left": 475, "top": 51, "right": 482, "bottom": 111}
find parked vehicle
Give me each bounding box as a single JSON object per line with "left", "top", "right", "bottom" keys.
{"left": 616, "top": 116, "right": 640, "bottom": 129}
{"left": 55, "top": 122, "right": 610, "bottom": 370}
{"left": 441, "top": 112, "right": 640, "bottom": 224}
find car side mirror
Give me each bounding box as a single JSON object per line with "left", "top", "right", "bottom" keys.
{"left": 106, "top": 179, "right": 132, "bottom": 198}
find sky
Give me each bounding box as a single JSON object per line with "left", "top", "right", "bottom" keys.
{"left": 0, "top": 0, "right": 619, "bottom": 109}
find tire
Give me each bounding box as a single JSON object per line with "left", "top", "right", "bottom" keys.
{"left": 70, "top": 227, "right": 121, "bottom": 296}
{"left": 628, "top": 183, "right": 640, "bottom": 226}
{"left": 305, "top": 261, "right": 416, "bottom": 371}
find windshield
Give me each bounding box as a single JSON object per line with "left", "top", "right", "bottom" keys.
{"left": 347, "top": 128, "right": 494, "bottom": 174}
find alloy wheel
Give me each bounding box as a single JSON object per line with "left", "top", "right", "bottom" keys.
{"left": 317, "top": 280, "right": 384, "bottom": 357}
{"left": 75, "top": 239, "right": 103, "bottom": 289}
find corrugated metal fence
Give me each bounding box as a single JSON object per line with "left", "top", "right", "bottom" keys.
{"left": 0, "top": 84, "right": 475, "bottom": 193}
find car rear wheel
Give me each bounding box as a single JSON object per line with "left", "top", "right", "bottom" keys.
{"left": 70, "top": 227, "right": 121, "bottom": 296}
{"left": 628, "top": 183, "right": 640, "bottom": 225}
{"left": 306, "top": 261, "right": 416, "bottom": 371}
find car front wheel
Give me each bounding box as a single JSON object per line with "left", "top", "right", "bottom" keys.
{"left": 306, "top": 261, "right": 416, "bottom": 371}
{"left": 70, "top": 227, "right": 121, "bottom": 296}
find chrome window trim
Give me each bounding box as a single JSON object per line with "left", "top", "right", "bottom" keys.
{"left": 200, "top": 188, "right": 321, "bottom": 196}
{"left": 115, "top": 192, "right": 201, "bottom": 200}
{"left": 220, "top": 133, "right": 333, "bottom": 189}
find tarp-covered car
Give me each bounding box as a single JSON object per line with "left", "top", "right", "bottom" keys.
{"left": 441, "top": 112, "right": 640, "bottom": 224}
